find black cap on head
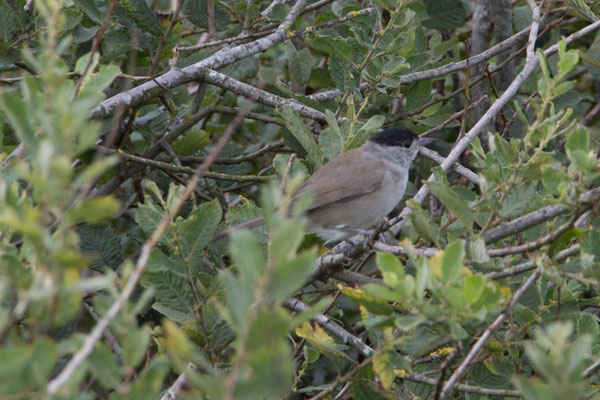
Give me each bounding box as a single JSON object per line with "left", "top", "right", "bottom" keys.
{"left": 369, "top": 127, "right": 417, "bottom": 148}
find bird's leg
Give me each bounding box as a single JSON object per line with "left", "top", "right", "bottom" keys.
{"left": 374, "top": 218, "right": 396, "bottom": 245}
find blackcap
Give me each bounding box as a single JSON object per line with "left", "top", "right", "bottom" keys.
{"left": 214, "top": 127, "right": 434, "bottom": 242}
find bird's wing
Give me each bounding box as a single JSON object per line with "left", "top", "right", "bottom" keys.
{"left": 296, "top": 148, "right": 385, "bottom": 212}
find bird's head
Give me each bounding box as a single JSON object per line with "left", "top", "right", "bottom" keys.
{"left": 368, "top": 127, "right": 435, "bottom": 164}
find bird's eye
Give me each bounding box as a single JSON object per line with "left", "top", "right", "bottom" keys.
{"left": 402, "top": 141, "right": 411, "bottom": 148}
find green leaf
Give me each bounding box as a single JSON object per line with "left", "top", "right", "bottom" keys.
{"left": 427, "top": 180, "right": 474, "bottom": 230}
{"left": 313, "top": 35, "right": 354, "bottom": 64}
{"left": 341, "top": 286, "right": 393, "bottom": 315}
{"left": 0, "top": 91, "right": 36, "bottom": 148}
{"left": 67, "top": 196, "right": 120, "bottom": 224}
{"left": 449, "top": 321, "right": 468, "bottom": 340}
{"left": 376, "top": 252, "right": 405, "bottom": 285}
{"left": 296, "top": 322, "right": 349, "bottom": 358}
{"left": 565, "top": 126, "right": 590, "bottom": 153}
{"left": 549, "top": 227, "right": 581, "bottom": 258}
{"left": 408, "top": 200, "right": 442, "bottom": 247}
{"left": 319, "top": 126, "right": 343, "bottom": 161}
{"left": 373, "top": 350, "right": 395, "bottom": 390}
{"left": 577, "top": 313, "right": 599, "bottom": 338}
{"left": 120, "top": 0, "right": 163, "bottom": 37}
{"left": 499, "top": 184, "right": 535, "bottom": 219}
{"left": 286, "top": 44, "right": 313, "bottom": 85}
{"left": 328, "top": 56, "right": 359, "bottom": 92}
{"left": 130, "top": 358, "right": 169, "bottom": 400}
{"left": 464, "top": 275, "right": 486, "bottom": 305}
{"left": 0, "top": 338, "right": 58, "bottom": 394}
{"left": 178, "top": 200, "right": 222, "bottom": 262}
{"left": 88, "top": 342, "right": 122, "bottom": 388}
{"left": 73, "top": 0, "right": 106, "bottom": 24}
{"left": 172, "top": 129, "right": 209, "bottom": 156}
{"left": 277, "top": 105, "right": 323, "bottom": 168}
{"left": 267, "top": 250, "right": 316, "bottom": 301}
{"left": 466, "top": 238, "right": 490, "bottom": 263}
{"left": 406, "top": 80, "right": 431, "bottom": 111}
{"left": 77, "top": 223, "right": 122, "bottom": 270}
{"left": 441, "top": 240, "right": 464, "bottom": 283}
{"left": 238, "top": 309, "right": 295, "bottom": 398}
{"left": 141, "top": 270, "right": 196, "bottom": 322}
{"left": 422, "top": 0, "right": 467, "bottom": 30}
{"left": 122, "top": 326, "right": 151, "bottom": 368}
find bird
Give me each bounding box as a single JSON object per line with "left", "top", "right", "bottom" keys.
{"left": 213, "top": 127, "right": 434, "bottom": 243}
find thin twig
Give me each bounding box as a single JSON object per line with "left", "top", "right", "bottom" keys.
{"left": 440, "top": 270, "right": 542, "bottom": 398}
{"left": 46, "top": 87, "right": 262, "bottom": 397}
{"left": 94, "top": 145, "right": 273, "bottom": 183}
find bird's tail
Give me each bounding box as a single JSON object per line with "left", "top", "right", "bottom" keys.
{"left": 212, "top": 215, "right": 265, "bottom": 241}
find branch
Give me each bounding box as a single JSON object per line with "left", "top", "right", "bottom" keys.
{"left": 178, "top": 139, "right": 285, "bottom": 165}
{"left": 202, "top": 69, "right": 329, "bottom": 122}
{"left": 418, "top": 148, "right": 480, "bottom": 184}
{"left": 284, "top": 298, "right": 374, "bottom": 357}
{"left": 404, "top": 372, "right": 521, "bottom": 398}
{"left": 483, "top": 187, "right": 600, "bottom": 244}
{"left": 92, "top": 107, "right": 213, "bottom": 196}
{"left": 485, "top": 244, "right": 580, "bottom": 280}
{"left": 91, "top": 0, "right": 307, "bottom": 119}
{"left": 94, "top": 145, "right": 274, "bottom": 182}
{"left": 486, "top": 210, "right": 590, "bottom": 257}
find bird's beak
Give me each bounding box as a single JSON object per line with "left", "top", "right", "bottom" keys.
{"left": 417, "top": 137, "right": 436, "bottom": 147}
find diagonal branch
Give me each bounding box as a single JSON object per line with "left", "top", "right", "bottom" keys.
{"left": 91, "top": 0, "right": 307, "bottom": 119}
{"left": 46, "top": 91, "right": 260, "bottom": 396}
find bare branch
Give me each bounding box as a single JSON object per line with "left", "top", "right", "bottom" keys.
{"left": 483, "top": 187, "right": 600, "bottom": 244}
{"left": 404, "top": 372, "right": 521, "bottom": 397}
{"left": 202, "top": 69, "right": 329, "bottom": 122}
{"left": 94, "top": 145, "right": 274, "bottom": 183}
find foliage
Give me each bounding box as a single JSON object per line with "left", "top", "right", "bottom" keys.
{"left": 0, "top": 0, "right": 599, "bottom": 399}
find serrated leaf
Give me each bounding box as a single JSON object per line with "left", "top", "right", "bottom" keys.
{"left": 185, "top": 0, "right": 230, "bottom": 30}
{"left": 120, "top": 0, "right": 162, "bottom": 37}
{"left": 577, "top": 313, "right": 600, "bottom": 338}
{"left": 142, "top": 270, "right": 196, "bottom": 322}
{"left": 287, "top": 44, "right": 313, "bottom": 85}
{"left": 499, "top": 185, "right": 535, "bottom": 219}
{"left": 406, "top": 80, "right": 432, "bottom": 111}
{"left": 441, "top": 240, "right": 464, "bottom": 283}
{"left": 178, "top": 200, "right": 222, "bottom": 262}
{"left": 422, "top": 0, "right": 466, "bottom": 30}
{"left": 427, "top": 180, "right": 474, "bottom": 230}
{"left": 77, "top": 223, "right": 122, "bottom": 270}
{"left": 172, "top": 129, "right": 209, "bottom": 156}
{"left": 408, "top": 200, "right": 442, "bottom": 247}
{"left": 328, "top": 56, "right": 359, "bottom": 92}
